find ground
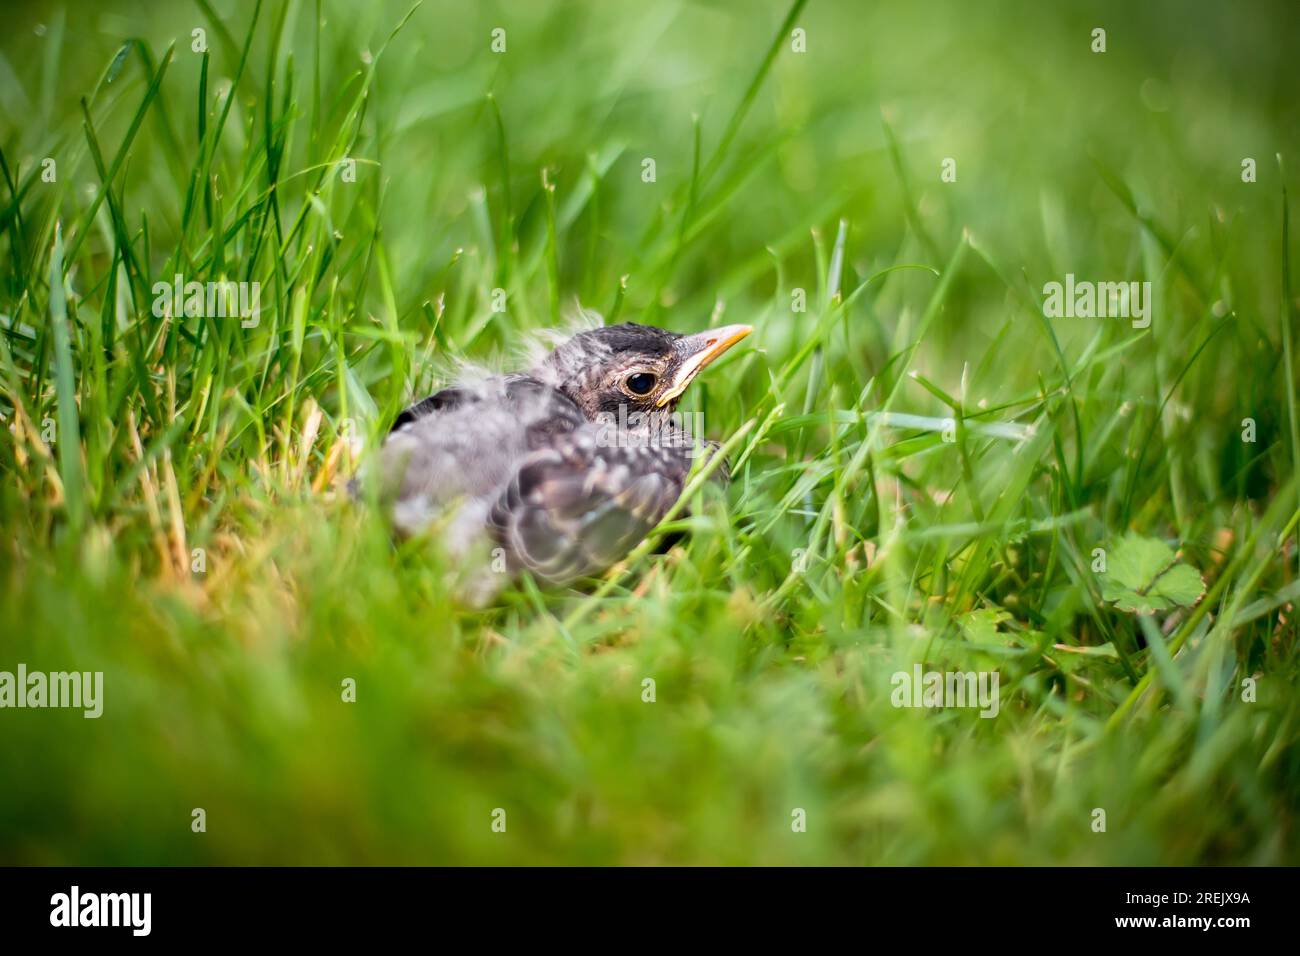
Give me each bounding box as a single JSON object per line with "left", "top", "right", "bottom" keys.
{"left": 0, "top": 0, "right": 1297, "bottom": 864}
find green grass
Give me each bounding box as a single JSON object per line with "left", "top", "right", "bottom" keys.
{"left": 1, "top": 0, "right": 1298, "bottom": 865}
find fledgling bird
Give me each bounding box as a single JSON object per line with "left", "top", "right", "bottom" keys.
{"left": 369, "top": 319, "right": 753, "bottom": 599}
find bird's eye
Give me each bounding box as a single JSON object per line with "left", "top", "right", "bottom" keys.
{"left": 625, "top": 372, "right": 657, "bottom": 395}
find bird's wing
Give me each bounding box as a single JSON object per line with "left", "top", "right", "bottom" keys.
{"left": 389, "top": 376, "right": 581, "bottom": 438}
{"left": 488, "top": 433, "right": 689, "bottom": 584}
{"left": 389, "top": 386, "right": 474, "bottom": 434}
{"left": 376, "top": 377, "right": 588, "bottom": 538}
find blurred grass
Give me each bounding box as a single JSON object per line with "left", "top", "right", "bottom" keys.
{"left": 1, "top": 0, "right": 1298, "bottom": 864}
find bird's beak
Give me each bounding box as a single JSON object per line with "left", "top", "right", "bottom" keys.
{"left": 657, "top": 323, "right": 753, "bottom": 407}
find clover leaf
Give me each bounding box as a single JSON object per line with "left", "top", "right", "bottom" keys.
{"left": 1100, "top": 533, "right": 1206, "bottom": 613}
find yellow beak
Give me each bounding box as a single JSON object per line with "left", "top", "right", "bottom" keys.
{"left": 656, "top": 323, "right": 753, "bottom": 407}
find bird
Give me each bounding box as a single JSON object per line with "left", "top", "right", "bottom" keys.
{"left": 367, "top": 319, "right": 753, "bottom": 600}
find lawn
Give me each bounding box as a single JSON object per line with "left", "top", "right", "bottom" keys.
{"left": 1, "top": 0, "right": 1298, "bottom": 865}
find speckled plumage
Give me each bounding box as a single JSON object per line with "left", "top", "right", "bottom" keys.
{"left": 369, "top": 320, "right": 752, "bottom": 600}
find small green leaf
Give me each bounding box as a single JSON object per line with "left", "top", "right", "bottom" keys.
{"left": 961, "top": 607, "right": 1012, "bottom": 645}
{"left": 1100, "top": 533, "right": 1206, "bottom": 613}
{"left": 1054, "top": 642, "right": 1120, "bottom": 658}
{"left": 105, "top": 42, "right": 132, "bottom": 85}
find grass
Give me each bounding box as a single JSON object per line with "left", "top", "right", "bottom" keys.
{"left": 1, "top": 0, "right": 1298, "bottom": 865}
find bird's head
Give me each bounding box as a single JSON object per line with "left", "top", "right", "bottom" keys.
{"left": 537, "top": 321, "right": 753, "bottom": 421}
